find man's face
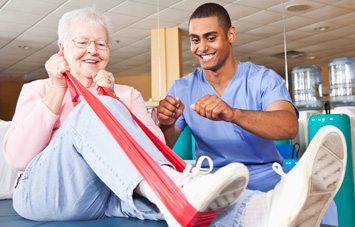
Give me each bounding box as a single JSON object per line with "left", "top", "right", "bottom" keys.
{"left": 189, "top": 16, "right": 232, "bottom": 72}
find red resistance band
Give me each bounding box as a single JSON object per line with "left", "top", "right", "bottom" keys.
{"left": 64, "top": 72, "right": 221, "bottom": 227}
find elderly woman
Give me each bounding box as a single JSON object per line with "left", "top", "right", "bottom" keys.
{"left": 2, "top": 7, "right": 250, "bottom": 226}
{"left": 3, "top": 7, "right": 346, "bottom": 227}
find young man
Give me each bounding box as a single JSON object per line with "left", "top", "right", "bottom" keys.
{"left": 157, "top": 2, "right": 338, "bottom": 225}
{"left": 158, "top": 2, "right": 297, "bottom": 193}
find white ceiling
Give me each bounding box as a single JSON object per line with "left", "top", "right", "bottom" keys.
{"left": 0, "top": 0, "right": 354, "bottom": 83}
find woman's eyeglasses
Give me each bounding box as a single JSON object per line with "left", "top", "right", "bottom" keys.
{"left": 72, "top": 39, "right": 109, "bottom": 50}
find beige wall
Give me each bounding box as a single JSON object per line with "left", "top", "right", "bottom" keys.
{"left": 0, "top": 81, "right": 26, "bottom": 121}
{"left": 115, "top": 74, "right": 152, "bottom": 101}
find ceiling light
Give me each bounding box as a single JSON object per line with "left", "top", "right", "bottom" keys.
{"left": 18, "top": 45, "right": 32, "bottom": 50}
{"left": 314, "top": 26, "right": 329, "bottom": 32}
{"left": 286, "top": 4, "right": 310, "bottom": 12}
{"left": 307, "top": 55, "right": 316, "bottom": 60}
{"left": 273, "top": 50, "right": 306, "bottom": 59}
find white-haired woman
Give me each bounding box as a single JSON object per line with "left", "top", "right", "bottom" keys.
{"left": 3, "top": 7, "right": 252, "bottom": 225}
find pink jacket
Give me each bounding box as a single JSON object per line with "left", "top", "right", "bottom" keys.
{"left": 3, "top": 79, "right": 164, "bottom": 171}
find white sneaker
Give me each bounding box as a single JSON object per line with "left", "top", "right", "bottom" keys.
{"left": 162, "top": 156, "right": 249, "bottom": 227}
{"left": 268, "top": 125, "right": 347, "bottom": 227}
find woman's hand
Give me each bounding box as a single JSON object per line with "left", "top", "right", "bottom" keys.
{"left": 45, "top": 51, "right": 70, "bottom": 89}
{"left": 42, "top": 51, "right": 70, "bottom": 114}
{"left": 93, "top": 70, "right": 116, "bottom": 96}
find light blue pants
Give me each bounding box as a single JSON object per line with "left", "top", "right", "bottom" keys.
{"left": 13, "top": 96, "right": 256, "bottom": 227}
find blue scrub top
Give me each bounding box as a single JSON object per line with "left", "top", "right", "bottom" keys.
{"left": 166, "top": 61, "right": 298, "bottom": 170}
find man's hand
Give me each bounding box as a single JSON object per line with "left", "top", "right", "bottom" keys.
{"left": 157, "top": 96, "right": 185, "bottom": 126}
{"left": 191, "top": 95, "right": 234, "bottom": 122}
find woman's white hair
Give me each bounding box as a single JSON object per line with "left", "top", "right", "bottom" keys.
{"left": 57, "top": 7, "right": 113, "bottom": 47}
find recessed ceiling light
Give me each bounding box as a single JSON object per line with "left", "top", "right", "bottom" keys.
{"left": 314, "top": 26, "right": 329, "bottom": 31}
{"left": 307, "top": 55, "right": 316, "bottom": 60}
{"left": 286, "top": 4, "right": 310, "bottom": 12}
{"left": 18, "top": 45, "right": 32, "bottom": 50}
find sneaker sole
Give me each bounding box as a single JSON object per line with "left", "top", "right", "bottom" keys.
{"left": 291, "top": 127, "right": 346, "bottom": 227}
{"left": 195, "top": 163, "right": 249, "bottom": 212}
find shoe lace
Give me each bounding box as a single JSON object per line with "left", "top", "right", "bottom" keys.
{"left": 182, "top": 156, "right": 214, "bottom": 186}
{"left": 272, "top": 162, "right": 286, "bottom": 178}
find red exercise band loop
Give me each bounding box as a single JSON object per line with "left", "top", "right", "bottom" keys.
{"left": 64, "top": 71, "right": 220, "bottom": 226}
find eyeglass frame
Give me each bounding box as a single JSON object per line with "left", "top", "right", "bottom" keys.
{"left": 71, "top": 38, "right": 111, "bottom": 50}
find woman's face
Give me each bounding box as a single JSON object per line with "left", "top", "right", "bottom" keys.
{"left": 60, "top": 21, "right": 110, "bottom": 85}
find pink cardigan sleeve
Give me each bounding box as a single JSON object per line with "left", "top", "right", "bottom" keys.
{"left": 3, "top": 81, "right": 59, "bottom": 171}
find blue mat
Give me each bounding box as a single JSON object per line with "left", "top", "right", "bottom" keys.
{"left": 0, "top": 199, "right": 167, "bottom": 227}
{"left": 0, "top": 199, "right": 338, "bottom": 226}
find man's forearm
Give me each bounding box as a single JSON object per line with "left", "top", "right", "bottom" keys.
{"left": 232, "top": 108, "right": 298, "bottom": 141}
{"left": 159, "top": 124, "right": 181, "bottom": 149}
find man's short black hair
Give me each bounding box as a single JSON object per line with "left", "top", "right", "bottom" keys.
{"left": 189, "top": 3, "right": 232, "bottom": 35}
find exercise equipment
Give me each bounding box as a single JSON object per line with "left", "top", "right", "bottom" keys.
{"left": 64, "top": 71, "right": 220, "bottom": 227}
{"left": 291, "top": 65, "right": 323, "bottom": 157}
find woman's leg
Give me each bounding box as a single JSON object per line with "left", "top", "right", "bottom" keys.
{"left": 13, "top": 96, "right": 171, "bottom": 221}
